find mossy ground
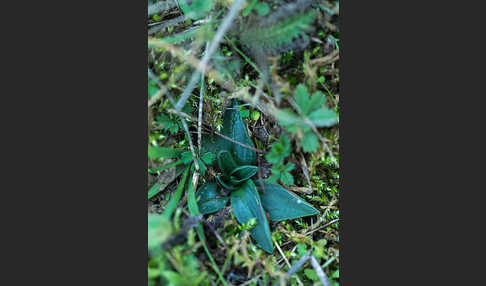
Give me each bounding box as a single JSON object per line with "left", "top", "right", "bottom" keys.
{"left": 148, "top": 1, "right": 339, "bottom": 285}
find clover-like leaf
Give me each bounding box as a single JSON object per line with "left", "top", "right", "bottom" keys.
{"left": 254, "top": 181, "right": 319, "bottom": 222}
{"left": 196, "top": 182, "right": 229, "bottom": 215}
{"left": 231, "top": 180, "right": 273, "bottom": 253}
{"left": 266, "top": 135, "right": 292, "bottom": 164}
{"left": 269, "top": 162, "right": 295, "bottom": 186}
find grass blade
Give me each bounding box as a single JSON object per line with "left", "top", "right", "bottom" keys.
{"left": 187, "top": 168, "right": 228, "bottom": 286}
{"left": 161, "top": 166, "right": 190, "bottom": 217}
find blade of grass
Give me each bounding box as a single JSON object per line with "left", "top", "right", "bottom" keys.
{"left": 187, "top": 167, "right": 228, "bottom": 286}
{"left": 148, "top": 159, "right": 184, "bottom": 174}
{"left": 161, "top": 165, "right": 190, "bottom": 217}
{"left": 148, "top": 182, "right": 162, "bottom": 200}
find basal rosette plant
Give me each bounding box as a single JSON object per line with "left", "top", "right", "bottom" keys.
{"left": 199, "top": 100, "right": 319, "bottom": 253}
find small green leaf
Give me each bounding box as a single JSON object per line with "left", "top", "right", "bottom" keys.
{"left": 240, "top": 108, "right": 250, "bottom": 118}
{"left": 231, "top": 180, "right": 273, "bottom": 253}
{"left": 269, "top": 163, "right": 294, "bottom": 186}
{"left": 196, "top": 182, "right": 229, "bottom": 214}
{"left": 304, "top": 269, "right": 319, "bottom": 281}
{"left": 266, "top": 135, "right": 292, "bottom": 164}
{"left": 255, "top": 181, "right": 319, "bottom": 222}
{"left": 201, "top": 152, "right": 215, "bottom": 165}
{"left": 308, "top": 108, "right": 338, "bottom": 127}
{"left": 251, "top": 110, "right": 260, "bottom": 121}
{"left": 148, "top": 80, "right": 159, "bottom": 98}
{"left": 179, "top": 0, "right": 213, "bottom": 20}
{"left": 254, "top": 2, "right": 270, "bottom": 16}
{"left": 302, "top": 132, "right": 319, "bottom": 152}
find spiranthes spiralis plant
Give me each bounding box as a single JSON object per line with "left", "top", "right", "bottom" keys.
{"left": 199, "top": 99, "right": 319, "bottom": 253}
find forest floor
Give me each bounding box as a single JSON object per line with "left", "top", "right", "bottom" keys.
{"left": 148, "top": 1, "right": 339, "bottom": 285}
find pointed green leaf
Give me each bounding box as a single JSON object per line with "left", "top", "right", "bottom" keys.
{"left": 217, "top": 150, "right": 238, "bottom": 175}
{"left": 216, "top": 174, "right": 237, "bottom": 190}
{"left": 230, "top": 165, "right": 258, "bottom": 182}
{"left": 221, "top": 100, "right": 256, "bottom": 166}
{"left": 308, "top": 108, "right": 338, "bottom": 127}
{"left": 231, "top": 180, "right": 273, "bottom": 253}
{"left": 196, "top": 182, "right": 229, "bottom": 215}
{"left": 162, "top": 166, "right": 190, "bottom": 218}
{"left": 255, "top": 181, "right": 319, "bottom": 222}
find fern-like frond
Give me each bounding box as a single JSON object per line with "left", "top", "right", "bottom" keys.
{"left": 240, "top": 10, "right": 315, "bottom": 54}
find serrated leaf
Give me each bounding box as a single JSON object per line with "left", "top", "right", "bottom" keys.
{"left": 255, "top": 181, "right": 319, "bottom": 222}
{"left": 266, "top": 135, "right": 292, "bottom": 164}
{"left": 295, "top": 84, "right": 311, "bottom": 114}
{"left": 196, "top": 182, "right": 229, "bottom": 215}
{"left": 280, "top": 170, "right": 294, "bottom": 186}
{"left": 201, "top": 152, "right": 215, "bottom": 165}
{"left": 309, "top": 90, "right": 327, "bottom": 109}
{"left": 275, "top": 108, "right": 301, "bottom": 126}
{"left": 302, "top": 132, "right": 319, "bottom": 152}
{"left": 231, "top": 180, "right": 273, "bottom": 253}
{"left": 308, "top": 108, "right": 338, "bottom": 127}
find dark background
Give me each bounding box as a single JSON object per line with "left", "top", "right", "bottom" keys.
{"left": 1, "top": 0, "right": 484, "bottom": 285}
